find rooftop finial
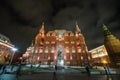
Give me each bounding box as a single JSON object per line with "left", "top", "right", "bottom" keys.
{"left": 39, "top": 21, "right": 45, "bottom": 33}
{"left": 76, "top": 21, "right": 81, "bottom": 33}
{"left": 42, "top": 22, "right": 44, "bottom": 29}
{"left": 102, "top": 24, "right": 112, "bottom": 36}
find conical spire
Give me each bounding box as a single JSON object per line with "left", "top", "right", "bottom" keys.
{"left": 76, "top": 21, "right": 81, "bottom": 33}
{"left": 39, "top": 22, "right": 45, "bottom": 34}
{"left": 102, "top": 24, "right": 112, "bottom": 36}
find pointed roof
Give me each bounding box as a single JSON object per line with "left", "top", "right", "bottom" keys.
{"left": 102, "top": 24, "right": 112, "bottom": 36}
{"left": 76, "top": 21, "right": 81, "bottom": 33}
{"left": 39, "top": 22, "right": 45, "bottom": 33}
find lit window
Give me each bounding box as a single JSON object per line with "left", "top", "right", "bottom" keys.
{"left": 72, "top": 46, "right": 76, "bottom": 53}
{"left": 76, "top": 41, "right": 80, "bottom": 45}
{"left": 65, "top": 41, "right": 69, "bottom": 44}
{"left": 37, "top": 57, "right": 40, "bottom": 60}
{"left": 88, "top": 56, "right": 91, "bottom": 60}
{"left": 46, "top": 41, "right": 49, "bottom": 44}
{"left": 48, "top": 56, "right": 50, "bottom": 60}
{"left": 65, "top": 33, "right": 68, "bottom": 36}
{"left": 54, "top": 56, "right": 57, "bottom": 60}
{"left": 76, "top": 34, "right": 78, "bottom": 37}
{"left": 66, "top": 61, "right": 70, "bottom": 64}
{"left": 66, "top": 47, "right": 69, "bottom": 53}
{"left": 78, "top": 48, "right": 81, "bottom": 53}
{"left": 47, "top": 33, "right": 50, "bottom": 36}
{"left": 39, "top": 49, "right": 43, "bottom": 53}
{"left": 52, "top": 33, "right": 56, "bottom": 36}
{"left": 35, "top": 49, "right": 38, "bottom": 53}
{"left": 82, "top": 50, "right": 85, "bottom": 53}
{"left": 59, "top": 34, "right": 62, "bottom": 38}
{"left": 81, "top": 56, "right": 83, "bottom": 60}
{"left": 51, "top": 41, "right": 55, "bottom": 44}
{"left": 71, "top": 41, "right": 74, "bottom": 44}
{"left": 51, "top": 47, "right": 55, "bottom": 53}
{"left": 70, "top": 56, "right": 72, "bottom": 60}
{"left": 45, "top": 47, "right": 48, "bottom": 53}
{"left": 64, "top": 56, "right": 66, "bottom": 60}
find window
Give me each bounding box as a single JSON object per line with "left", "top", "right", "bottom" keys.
{"left": 65, "top": 41, "right": 69, "bottom": 44}
{"left": 78, "top": 48, "right": 81, "bottom": 53}
{"left": 66, "top": 61, "right": 70, "bottom": 65}
{"left": 66, "top": 47, "right": 69, "bottom": 53}
{"left": 39, "top": 48, "right": 43, "bottom": 53}
{"left": 51, "top": 47, "right": 55, "bottom": 53}
{"left": 64, "top": 33, "right": 68, "bottom": 36}
{"left": 46, "top": 33, "right": 50, "bottom": 36}
{"left": 81, "top": 56, "right": 83, "bottom": 60}
{"left": 35, "top": 49, "right": 38, "bottom": 53}
{"left": 72, "top": 46, "right": 75, "bottom": 53}
{"left": 67, "top": 56, "right": 70, "bottom": 60}
{"left": 51, "top": 41, "right": 55, "bottom": 44}
{"left": 71, "top": 41, "right": 75, "bottom": 44}
{"left": 52, "top": 33, "right": 56, "bottom": 36}
{"left": 64, "top": 56, "right": 66, "bottom": 60}
{"left": 46, "top": 41, "right": 49, "bottom": 44}
{"left": 45, "top": 46, "right": 48, "bottom": 53}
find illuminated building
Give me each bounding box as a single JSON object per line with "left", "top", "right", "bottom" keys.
{"left": 89, "top": 45, "right": 110, "bottom": 65}
{"left": 0, "top": 34, "right": 14, "bottom": 64}
{"left": 103, "top": 25, "right": 120, "bottom": 66}
{"left": 24, "top": 22, "right": 92, "bottom": 66}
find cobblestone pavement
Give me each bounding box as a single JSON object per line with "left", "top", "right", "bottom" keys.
{"left": 1, "top": 72, "right": 120, "bottom": 80}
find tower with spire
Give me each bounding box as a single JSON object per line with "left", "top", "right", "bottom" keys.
{"left": 103, "top": 24, "right": 120, "bottom": 66}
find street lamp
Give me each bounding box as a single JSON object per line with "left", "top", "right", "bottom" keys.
{"left": 9, "top": 48, "right": 18, "bottom": 65}
{"left": 103, "top": 60, "right": 110, "bottom": 75}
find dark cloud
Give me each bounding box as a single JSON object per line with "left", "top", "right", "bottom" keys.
{"left": 0, "top": 0, "right": 120, "bottom": 52}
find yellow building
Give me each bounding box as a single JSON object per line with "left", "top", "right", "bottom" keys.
{"left": 103, "top": 25, "right": 120, "bottom": 66}
{"left": 89, "top": 45, "right": 110, "bottom": 65}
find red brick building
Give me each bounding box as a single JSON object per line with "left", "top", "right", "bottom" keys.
{"left": 24, "top": 22, "right": 92, "bottom": 66}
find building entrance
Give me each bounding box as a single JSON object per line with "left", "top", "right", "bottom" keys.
{"left": 57, "top": 45, "right": 64, "bottom": 66}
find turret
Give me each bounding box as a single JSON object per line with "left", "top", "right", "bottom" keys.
{"left": 102, "top": 24, "right": 112, "bottom": 37}
{"left": 39, "top": 22, "right": 45, "bottom": 34}
{"left": 102, "top": 24, "right": 120, "bottom": 66}
{"left": 35, "top": 22, "right": 45, "bottom": 45}
{"left": 75, "top": 22, "right": 81, "bottom": 34}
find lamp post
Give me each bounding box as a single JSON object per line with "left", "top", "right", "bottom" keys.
{"left": 9, "top": 48, "right": 18, "bottom": 65}
{"left": 103, "top": 60, "right": 109, "bottom": 75}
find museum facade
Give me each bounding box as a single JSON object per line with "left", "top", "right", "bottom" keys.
{"left": 24, "top": 22, "right": 92, "bottom": 66}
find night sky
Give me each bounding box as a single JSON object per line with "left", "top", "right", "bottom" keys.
{"left": 0, "top": 0, "right": 120, "bottom": 53}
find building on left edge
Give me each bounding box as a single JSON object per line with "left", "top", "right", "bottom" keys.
{"left": 0, "top": 33, "right": 15, "bottom": 64}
